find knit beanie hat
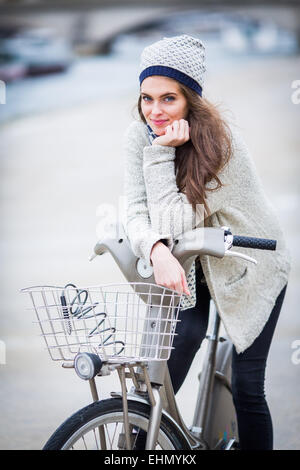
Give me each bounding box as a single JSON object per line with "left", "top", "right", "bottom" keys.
{"left": 139, "top": 34, "right": 206, "bottom": 96}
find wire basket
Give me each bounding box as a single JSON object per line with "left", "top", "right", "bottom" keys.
{"left": 21, "top": 282, "right": 182, "bottom": 364}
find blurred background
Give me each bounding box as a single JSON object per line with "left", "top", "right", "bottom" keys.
{"left": 0, "top": 0, "right": 299, "bottom": 450}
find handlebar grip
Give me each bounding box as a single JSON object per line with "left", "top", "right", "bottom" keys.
{"left": 232, "top": 235, "right": 277, "bottom": 251}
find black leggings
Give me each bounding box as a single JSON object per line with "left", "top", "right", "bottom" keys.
{"left": 168, "top": 265, "right": 288, "bottom": 450}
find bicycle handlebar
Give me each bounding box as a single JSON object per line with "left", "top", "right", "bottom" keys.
{"left": 90, "top": 223, "right": 277, "bottom": 290}
{"left": 232, "top": 235, "right": 276, "bottom": 251}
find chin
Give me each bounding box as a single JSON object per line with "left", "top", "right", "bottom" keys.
{"left": 155, "top": 129, "right": 165, "bottom": 136}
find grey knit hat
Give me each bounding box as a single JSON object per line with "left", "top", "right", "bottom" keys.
{"left": 139, "top": 34, "right": 206, "bottom": 96}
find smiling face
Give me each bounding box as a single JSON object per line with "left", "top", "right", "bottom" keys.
{"left": 140, "top": 76, "right": 189, "bottom": 136}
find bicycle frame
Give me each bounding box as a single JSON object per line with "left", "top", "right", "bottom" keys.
{"left": 22, "top": 218, "right": 274, "bottom": 450}
{"left": 84, "top": 297, "right": 235, "bottom": 450}
{"left": 87, "top": 222, "right": 240, "bottom": 450}
{"left": 138, "top": 296, "right": 220, "bottom": 450}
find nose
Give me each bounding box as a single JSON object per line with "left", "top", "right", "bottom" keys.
{"left": 151, "top": 100, "right": 163, "bottom": 116}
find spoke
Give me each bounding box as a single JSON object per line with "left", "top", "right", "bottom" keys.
{"left": 58, "top": 410, "right": 174, "bottom": 450}
{"left": 81, "top": 435, "right": 88, "bottom": 450}
{"left": 120, "top": 423, "right": 126, "bottom": 450}
{"left": 112, "top": 422, "right": 120, "bottom": 449}
{"left": 104, "top": 423, "right": 113, "bottom": 449}
{"left": 92, "top": 429, "right": 100, "bottom": 450}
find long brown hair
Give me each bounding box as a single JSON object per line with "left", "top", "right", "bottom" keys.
{"left": 136, "top": 82, "right": 233, "bottom": 219}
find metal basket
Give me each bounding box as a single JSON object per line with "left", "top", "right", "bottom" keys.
{"left": 21, "top": 282, "right": 182, "bottom": 364}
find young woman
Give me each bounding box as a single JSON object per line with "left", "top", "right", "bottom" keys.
{"left": 123, "top": 34, "right": 291, "bottom": 450}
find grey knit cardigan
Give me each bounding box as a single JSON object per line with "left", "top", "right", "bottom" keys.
{"left": 122, "top": 120, "right": 291, "bottom": 354}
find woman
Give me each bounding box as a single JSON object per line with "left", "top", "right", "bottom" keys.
{"left": 123, "top": 34, "right": 291, "bottom": 450}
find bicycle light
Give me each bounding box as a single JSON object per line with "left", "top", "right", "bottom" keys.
{"left": 74, "top": 353, "right": 102, "bottom": 380}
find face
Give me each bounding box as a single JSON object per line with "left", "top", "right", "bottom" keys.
{"left": 140, "top": 76, "right": 189, "bottom": 136}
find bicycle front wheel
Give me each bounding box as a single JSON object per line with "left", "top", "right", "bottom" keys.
{"left": 43, "top": 398, "right": 189, "bottom": 450}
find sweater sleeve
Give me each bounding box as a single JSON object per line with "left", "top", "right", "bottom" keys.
{"left": 143, "top": 144, "right": 200, "bottom": 253}
{"left": 142, "top": 128, "right": 253, "bottom": 248}
{"left": 123, "top": 121, "right": 240, "bottom": 262}
{"left": 122, "top": 122, "right": 174, "bottom": 264}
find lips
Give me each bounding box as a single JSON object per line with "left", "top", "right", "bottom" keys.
{"left": 152, "top": 119, "right": 168, "bottom": 126}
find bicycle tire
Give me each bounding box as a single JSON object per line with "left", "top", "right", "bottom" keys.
{"left": 43, "top": 398, "right": 189, "bottom": 450}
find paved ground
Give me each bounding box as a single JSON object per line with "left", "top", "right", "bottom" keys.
{"left": 0, "top": 48, "right": 299, "bottom": 449}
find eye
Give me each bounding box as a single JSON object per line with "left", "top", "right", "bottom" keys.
{"left": 141, "top": 96, "right": 152, "bottom": 102}
{"left": 164, "top": 96, "right": 175, "bottom": 102}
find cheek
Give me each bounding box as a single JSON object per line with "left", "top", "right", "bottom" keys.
{"left": 179, "top": 103, "right": 188, "bottom": 119}
{"left": 141, "top": 102, "right": 150, "bottom": 116}
{"left": 172, "top": 103, "right": 188, "bottom": 119}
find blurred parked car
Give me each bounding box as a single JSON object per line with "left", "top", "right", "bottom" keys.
{"left": 0, "top": 51, "right": 27, "bottom": 82}
{"left": 0, "top": 27, "right": 74, "bottom": 81}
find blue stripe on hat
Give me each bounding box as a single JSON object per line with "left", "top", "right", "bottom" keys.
{"left": 139, "top": 65, "right": 202, "bottom": 96}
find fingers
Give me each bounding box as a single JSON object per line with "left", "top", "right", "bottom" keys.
{"left": 157, "top": 276, "right": 190, "bottom": 296}
{"left": 171, "top": 271, "right": 191, "bottom": 296}
{"left": 152, "top": 255, "right": 191, "bottom": 296}
{"left": 184, "top": 120, "right": 190, "bottom": 141}
{"left": 163, "top": 120, "right": 190, "bottom": 146}
{"left": 165, "top": 124, "right": 172, "bottom": 135}
{"left": 170, "top": 119, "right": 190, "bottom": 143}
{"left": 172, "top": 120, "right": 179, "bottom": 132}
{"left": 171, "top": 119, "right": 183, "bottom": 134}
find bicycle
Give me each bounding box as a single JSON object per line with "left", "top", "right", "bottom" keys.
{"left": 21, "top": 222, "right": 277, "bottom": 450}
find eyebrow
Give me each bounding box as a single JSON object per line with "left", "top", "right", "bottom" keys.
{"left": 140, "top": 92, "right": 177, "bottom": 98}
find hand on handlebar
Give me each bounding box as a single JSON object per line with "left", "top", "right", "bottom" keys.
{"left": 150, "top": 241, "right": 191, "bottom": 296}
